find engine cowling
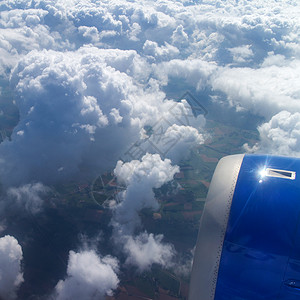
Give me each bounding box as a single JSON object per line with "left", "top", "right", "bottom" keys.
{"left": 189, "top": 154, "right": 300, "bottom": 300}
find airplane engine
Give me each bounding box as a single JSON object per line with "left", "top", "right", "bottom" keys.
{"left": 189, "top": 154, "right": 300, "bottom": 300}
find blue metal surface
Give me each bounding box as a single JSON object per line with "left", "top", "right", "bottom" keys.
{"left": 214, "top": 155, "right": 300, "bottom": 300}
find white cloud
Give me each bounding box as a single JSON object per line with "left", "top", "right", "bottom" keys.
{"left": 159, "top": 124, "right": 205, "bottom": 162}
{"left": 6, "top": 182, "right": 50, "bottom": 214}
{"left": 0, "top": 41, "right": 206, "bottom": 187}
{"left": 0, "top": 0, "right": 299, "bottom": 68}
{"left": 211, "top": 56, "right": 300, "bottom": 119}
{"left": 54, "top": 250, "right": 119, "bottom": 300}
{"left": 228, "top": 45, "right": 253, "bottom": 64}
{"left": 171, "top": 25, "right": 189, "bottom": 48}
{"left": 0, "top": 46, "right": 165, "bottom": 186}
{"left": 114, "top": 153, "right": 178, "bottom": 188}
{"left": 78, "top": 26, "right": 99, "bottom": 43}
{"left": 113, "top": 153, "right": 179, "bottom": 234}
{"left": 124, "top": 233, "right": 175, "bottom": 272}
{"left": 0, "top": 235, "right": 23, "bottom": 300}
{"left": 143, "top": 40, "right": 179, "bottom": 60}
{"left": 155, "top": 58, "right": 217, "bottom": 89}
{"left": 128, "top": 22, "right": 141, "bottom": 41}
{"left": 111, "top": 153, "right": 178, "bottom": 271}
{"left": 0, "top": 6, "right": 73, "bottom": 76}
{"left": 244, "top": 111, "right": 300, "bottom": 156}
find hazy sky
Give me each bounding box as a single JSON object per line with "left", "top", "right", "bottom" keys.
{"left": 0, "top": 0, "right": 300, "bottom": 299}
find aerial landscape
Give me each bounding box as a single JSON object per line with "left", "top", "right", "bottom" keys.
{"left": 0, "top": 0, "right": 299, "bottom": 299}
{"left": 0, "top": 85, "right": 259, "bottom": 299}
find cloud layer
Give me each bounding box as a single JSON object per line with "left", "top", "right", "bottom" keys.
{"left": 1, "top": 0, "right": 299, "bottom": 171}
{"left": 0, "top": 45, "right": 205, "bottom": 187}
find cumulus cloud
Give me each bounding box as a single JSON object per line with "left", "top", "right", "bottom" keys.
{"left": 1, "top": 0, "right": 299, "bottom": 68}
{"left": 54, "top": 250, "right": 119, "bottom": 300}
{"left": 0, "top": 5, "right": 73, "bottom": 75}
{"left": 152, "top": 124, "right": 206, "bottom": 163}
{"left": 111, "top": 153, "right": 178, "bottom": 270}
{"left": 155, "top": 58, "right": 217, "bottom": 90}
{"left": 143, "top": 40, "right": 179, "bottom": 60}
{"left": 211, "top": 53, "right": 300, "bottom": 154}
{"left": 171, "top": 25, "right": 189, "bottom": 48}
{"left": 113, "top": 153, "right": 179, "bottom": 234}
{"left": 124, "top": 233, "right": 175, "bottom": 272}
{"left": 2, "top": 0, "right": 298, "bottom": 157}
{"left": 0, "top": 235, "right": 23, "bottom": 300}
{"left": 228, "top": 45, "right": 254, "bottom": 64}
{"left": 78, "top": 26, "right": 100, "bottom": 43}
{"left": 244, "top": 111, "right": 300, "bottom": 156}
{"left": 211, "top": 56, "right": 300, "bottom": 119}
{"left": 0, "top": 44, "right": 205, "bottom": 188}
{"left": 0, "top": 48, "right": 146, "bottom": 185}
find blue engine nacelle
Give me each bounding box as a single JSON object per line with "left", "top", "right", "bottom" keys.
{"left": 189, "top": 154, "right": 300, "bottom": 300}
